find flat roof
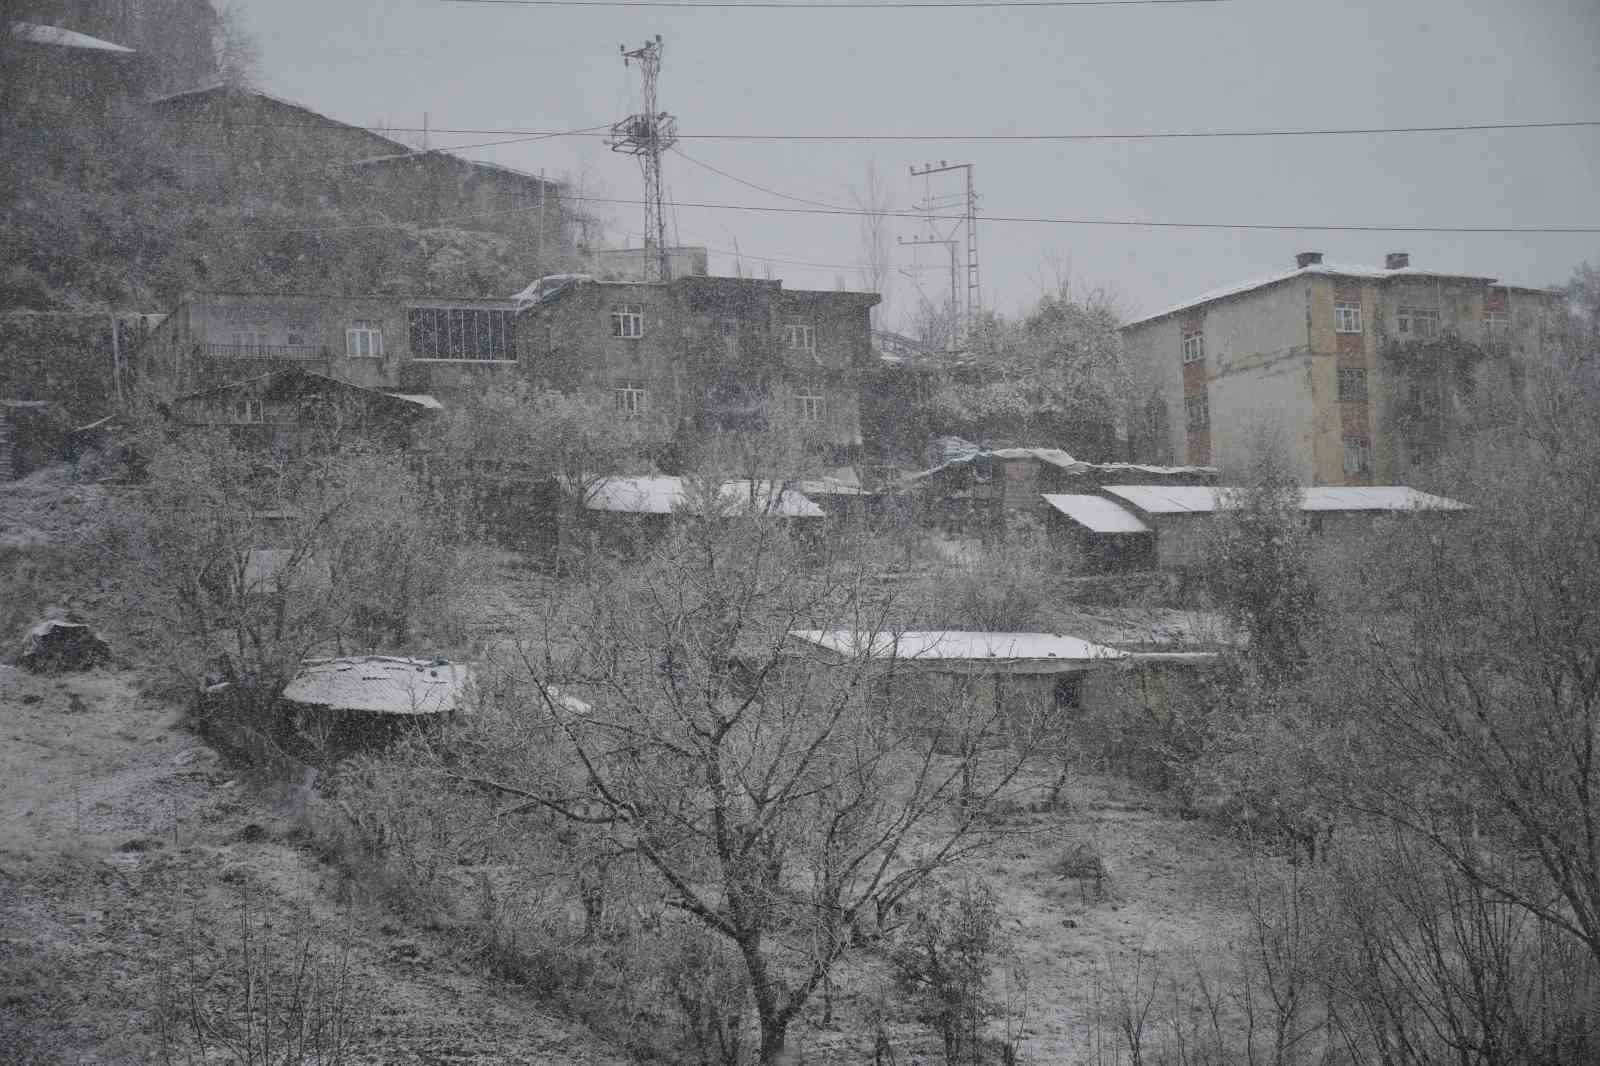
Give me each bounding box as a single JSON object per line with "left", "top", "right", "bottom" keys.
{"left": 1042, "top": 493, "right": 1151, "bottom": 534}
{"left": 282, "top": 657, "right": 471, "bottom": 716}
{"left": 1103, "top": 484, "right": 1469, "bottom": 515}
{"left": 584, "top": 476, "right": 823, "bottom": 519}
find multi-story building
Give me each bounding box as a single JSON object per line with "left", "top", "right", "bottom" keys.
{"left": 520, "top": 274, "right": 879, "bottom": 463}
{"left": 138, "top": 276, "right": 880, "bottom": 463}
{"left": 1121, "top": 253, "right": 1562, "bottom": 483}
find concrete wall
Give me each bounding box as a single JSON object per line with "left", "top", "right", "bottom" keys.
{"left": 139, "top": 291, "right": 527, "bottom": 399}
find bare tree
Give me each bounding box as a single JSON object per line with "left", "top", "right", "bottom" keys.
{"left": 453, "top": 468, "right": 1057, "bottom": 1062}
{"left": 854, "top": 163, "right": 896, "bottom": 330}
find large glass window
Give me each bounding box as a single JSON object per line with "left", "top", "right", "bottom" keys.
{"left": 406, "top": 308, "right": 517, "bottom": 360}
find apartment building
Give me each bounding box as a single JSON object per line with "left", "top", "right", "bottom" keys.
{"left": 519, "top": 274, "right": 880, "bottom": 462}
{"left": 1121, "top": 253, "right": 1562, "bottom": 484}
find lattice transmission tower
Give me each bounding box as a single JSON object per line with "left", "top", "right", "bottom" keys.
{"left": 910, "top": 161, "right": 981, "bottom": 337}
{"left": 608, "top": 35, "right": 677, "bottom": 281}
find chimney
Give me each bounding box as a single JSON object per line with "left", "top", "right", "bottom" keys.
{"left": 1385, "top": 252, "right": 1411, "bottom": 270}
{"left": 1295, "top": 251, "right": 1324, "bottom": 269}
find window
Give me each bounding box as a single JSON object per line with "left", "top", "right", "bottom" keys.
{"left": 1053, "top": 675, "right": 1083, "bottom": 712}
{"left": 785, "top": 318, "right": 815, "bottom": 353}
{"left": 1184, "top": 393, "right": 1209, "bottom": 431}
{"left": 1181, "top": 331, "right": 1205, "bottom": 364}
{"left": 407, "top": 308, "right": 516, "bottom": 360}
{"left": 231, "top": 398, "right": 264, "bottom": 424}
{"left": 718, "top": 317, "right": 739, "bottom": 357}
{"left": 346, "top": 320, "right": 384, "bottom": 358}
{"left": 796, "top": 381, "right": 826, "bottom": 423}
{"left": 1397, "top": 307, "right": 1440, "bottom": 340}
{"left": 1337, "top": 367, "right": 1368, "bottom": 403}
{"left": 1334, "top": 301, "right": 1362, "bottom": 334}
{"left": 610, "top": 304, "right": 643, "bottom": 339}
{"left": 229, "top": 329, "right": 269, "bottom": 352}
{"left": 1484, "top": 309, "right": 1508, "bottom": 333}
{"left": 613, "top": 379, "right": 647, "bottom": 418}
{"left": 1343, "top": 436, "right": 1372, "bottom": 478}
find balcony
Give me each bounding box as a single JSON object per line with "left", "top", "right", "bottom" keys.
{"left": 201, "top": 343, "right": 331, "bottom": 360}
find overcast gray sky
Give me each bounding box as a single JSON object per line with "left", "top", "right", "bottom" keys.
{"left": 234, "top": 0, "right": 1599, "bottom": 327}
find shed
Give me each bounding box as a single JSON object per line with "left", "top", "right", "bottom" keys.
{"left": 1041, "top": 493, "right": 1154, "bottom": 570}
{"left": 1100, "top": 484, "right": 1468, "bottom": 570}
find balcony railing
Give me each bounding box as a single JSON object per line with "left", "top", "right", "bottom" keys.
{"left": 201, "top": 343, "right": 330, "bottom": 360}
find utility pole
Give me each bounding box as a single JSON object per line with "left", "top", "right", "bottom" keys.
{"left": 909, "top": 161, "right": 980, "bottom": 336}
{"left": 608, "top": 36, "right": 677, "bottom": 282}
{"left": 899, "top": 235, "right": 960, "bottom": 352}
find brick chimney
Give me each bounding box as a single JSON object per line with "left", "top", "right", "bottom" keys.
{"left": 1295, "top": 251, "right": 1324, "bottom": 269}
{"left": 1385, "top": 252, "right": 1411, "bottom": 270}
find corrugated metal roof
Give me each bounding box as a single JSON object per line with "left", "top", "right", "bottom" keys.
{"left": 1042, "top": 494, "right": 1151, "bottom": 533}
{"left": 585, "top": 477, "right": 823, "bottom": 518}
{"left": 282, "top": 657, "right": 471, "bottom": 715}
{"left": 1103, "top": 484, "right": 1469, "bottom": 515}
{"left": 789, "top": 629, "right": 1129, "bottom": 664}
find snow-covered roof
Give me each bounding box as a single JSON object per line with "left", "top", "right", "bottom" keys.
{"left": 346, "top": 148, "right": 552, "bottom": 186}
{"left": 1123, "top": 261, "right": 1505, "bottom": 329}
{"left": 511, "top": 273, "right": 592, "bottom": 310}
{"left": 798, "top": 467, "right": 865, "bottom": 497}
{"left": 1102, "top": 484, "right": 1468, "bottom": 516}
{"left": 381, "top": 392, "right": 444, "bottom": 410}
{"left": 1042, "top": 493, "right": 1151, "bottom": 534}
{"left": 789, "top": 629, "right": 1129, "bottom": 671}
{"left": 282, "top": 657, "right": 472, "bottom": 716}
{"left": 12, "top": 21, "right": 135, "bottom": 53}
{"left": 902, "top": 447, "right": 1216, "bottom": 488}
{"left": 584, "top": 476, "right": 823, "bottom": 518}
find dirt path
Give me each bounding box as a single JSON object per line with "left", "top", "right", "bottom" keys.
{"left": 0, "top": 663, "right": 627, "bottom": 1065}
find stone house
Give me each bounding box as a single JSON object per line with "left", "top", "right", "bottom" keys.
{"left": 163, "top": 367, "right": 440, "bottom": 456}
{"left": 1121, "top": 252, "right": 1564, "bottom": 483}
{"left": 520, "top": 275, "right": 879, "bottom": 465}
{"left": 137, "top": 289, "right": 526, "bottom": 400}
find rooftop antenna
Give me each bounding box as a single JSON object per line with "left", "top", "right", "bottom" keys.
{"left": 608, "top": 35, "right": 677, "bottom": 282}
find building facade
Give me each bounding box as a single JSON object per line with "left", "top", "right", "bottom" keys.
{"left": 521, "top": 275, "right": 879, "bottom": 462}
{"left": 137, "top": 290, "right": 527, "bottom": 401}
{"left": 1121, "top": 253, "right": 1561, "bottom": 484}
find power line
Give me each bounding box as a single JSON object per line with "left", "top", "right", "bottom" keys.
{"left": 671, "top": 147, "right": 854, "bottom": 211}
{"left": 41, "top": 115, "right": 1600, "bottom": 142}
{"left": 443, "top": 0, "right": 1227, "bottom": 8}
{"left": 257, "top": 189, "right": 1600, "bottom": 235}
